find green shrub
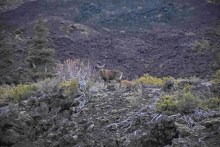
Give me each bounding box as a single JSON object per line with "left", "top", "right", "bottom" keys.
{"left": 7, "top": 84, "right": 38, "bottom": 100}
{"left": 156, "top": 94, "right": 178, "bottom": 115}
{"left": 0, "top": 85, "right": 10, "bottom": 102}
{"left": 0, "top": 84, "right": 39, "bottom": 101}
{"left": 201, "top": 97, "right": 220, "bottom": 110}
{"left": 156, "top": 85, "right": 201, "bottom": 115}
{"left": 135, "top": 74, "right": 171, "bottom": 85}
{"left": 212, "top": 70, "right": 220, "bottom": 83}
{"left": 177, "top": 92, "right": 201, "bottom": 113}
{"left": 9, "top": 84, "right": 32, "bottom": 100}
{"left": 38, "top": 77, "right": 62, "bottom": 92}
{"left": 61, "top": 79, "right": 79, "bottom": 97}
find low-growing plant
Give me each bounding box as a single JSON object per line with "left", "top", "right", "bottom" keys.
{"left": 177, "top": 92, "right": 201, "bottom": 113}
{"left": 183, "top": 84, "right": 193, "bottom": 93}
{"left": 135, "top": 74, "right": 171, "bottom": 85}
{"left": 0, "top": 83, "right": 39, "bottom": 102}
{"left": 0, "top": 85, "right": 10, "bottom": 102}
{"left": 9, "top": 84, "right": 32, "bottom": 100}
{"left": 193, "top": 39, "right": 210, "bottom": 52}
{"left": 156, "top": 94, "right": 178, "bottom": 115}
{"left": 212, "top": 70, "right": 220, "bottom": 83}
{"left": 38, "top": 77, "right": 62, "bottom": 93}
{"left": 201, "top": 97, "right": 220, "bottom": 110}
{"left": 61, "top": 79, "right": 79, "bottom": 97}
{"left": 156, "top": 85, "right": 202, "bottom": 115}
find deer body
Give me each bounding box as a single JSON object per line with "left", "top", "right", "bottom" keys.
{"left": 97, "top": 65, "right": 123, "bottom": 88}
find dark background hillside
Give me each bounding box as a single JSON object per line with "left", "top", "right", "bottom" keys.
{"left": 0, "top": 0, "right": 220, "bottom": 83}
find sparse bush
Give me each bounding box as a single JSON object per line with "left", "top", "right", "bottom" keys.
{"left": 183, "top": 84, "right": 193, "bottom": 93}
{"left": 72, "top": 24, "right": 90, "bottom": 36}
{"left": 0, "top": 85, "right": 10, "bottom": 102}
{"left": 0, "top": 83, "right": 39, "bottom": 102}
{"left": 205, "top": 21, "right": 220, "bottom": 68}
{"left": 38, "top": 77, "right": 62, "bottom": 93}
{"left": 201, "top": 97, "right": 220, "bottom": 110}
{"left": 212, "top": 70, "right": 220, "bottom": 83}
{"left": 61, "top": 79, "right": 79, "bottom": 97}
{"left": 156, "top": 94, "right": 178, "bottom": 115}
{"left": 193, "top": 39, "right": 210, "bottom": 52}
{"left": 9, "top": 84, "right": 32, "bottom": 100}
{"left": 29, "top": 71, "right": 54, "bottom": 80}
{"left": 177, "top": 92, "right": 201, "bottom": 113}
{"left": 56, "top": 59, "right": 94, "bottom": 89}
{"left": 156, "top": 85, "right": 201, "bottom": 115}
{"left": 135, "top": 74, "right": 171, "bottom": 85}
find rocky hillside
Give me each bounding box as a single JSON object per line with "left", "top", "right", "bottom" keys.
{"left": 0, "top": 0, "right": 220, "bottom": 147}
{"left": 0, "top": 79, "right": 220, "bottom": 146}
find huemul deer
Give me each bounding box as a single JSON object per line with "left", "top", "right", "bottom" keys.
{"left": 97, "top": 64, "right": 123, "bottom": 88}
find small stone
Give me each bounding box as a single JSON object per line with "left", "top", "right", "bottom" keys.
{"left": 70, "top": 107, "right": 76, "bottom": 112}
{"left": 87, "top": 124, "right": 94, "bottom": 132}
{"left": 73, "top": 135, "right": 78, "bottom": 140}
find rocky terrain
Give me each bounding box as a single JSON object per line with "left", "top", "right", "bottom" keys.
{"left": 0, "top": 80, "right": 220, "bottom": 147}
{"left": 0, "top": 0, "right": 220, "bottom": 147}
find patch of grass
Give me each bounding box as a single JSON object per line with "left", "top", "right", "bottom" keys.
{"left": 135, "top": 74, "right": 171, "bottom": 85}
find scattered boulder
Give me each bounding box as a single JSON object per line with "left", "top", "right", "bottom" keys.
{"left": 0, "top": 82, "right": 220, "bottom": 146}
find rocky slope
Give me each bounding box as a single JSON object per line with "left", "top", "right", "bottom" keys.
{"left": 0, "top": 81, "right": 220, "bottom": 147}
{"left": 0, "top": 1, "right": 220, "bottom": 146}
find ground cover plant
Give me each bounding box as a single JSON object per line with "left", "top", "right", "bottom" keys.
{"left": 156, "top": 83, "right": 220, "bottom": 115}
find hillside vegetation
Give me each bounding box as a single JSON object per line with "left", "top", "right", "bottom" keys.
{"left": 0, "top": 0, "right": 220, "bottom": 146}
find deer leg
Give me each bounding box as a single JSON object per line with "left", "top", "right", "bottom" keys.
{"left": 116, "top": 79, "right": 122, "bottom": 88}
{"left": 106, "top": 78, "right": 109, "bottom": 87}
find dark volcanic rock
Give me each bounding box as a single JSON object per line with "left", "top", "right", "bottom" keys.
{"left": 0, "top": 81, "right": 220, "bottom": 146}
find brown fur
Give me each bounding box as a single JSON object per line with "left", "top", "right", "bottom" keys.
{"left": 123, "top": 80, "right": 135, "bottom": 85}
{"left": 97, "top": 65, "right": 123, "bottom": 88}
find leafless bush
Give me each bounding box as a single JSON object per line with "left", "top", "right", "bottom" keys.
{"left": 55, "top": 59, "right": 95, "bottom": 89}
